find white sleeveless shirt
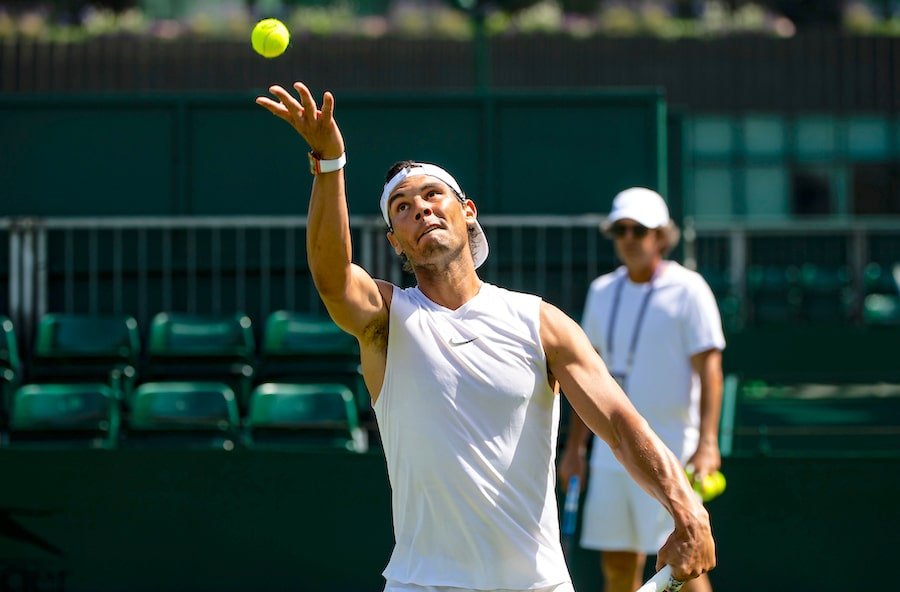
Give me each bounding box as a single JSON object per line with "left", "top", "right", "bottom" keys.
{"left": 374, "top": 283, "right": 570, "bottom": 590}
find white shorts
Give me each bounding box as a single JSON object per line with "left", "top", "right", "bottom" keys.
{"left": 383, "top": 581, "right": 575, "bottom": 592}
{"left": 579, "top": 467, "right": 673, "bottom": 555}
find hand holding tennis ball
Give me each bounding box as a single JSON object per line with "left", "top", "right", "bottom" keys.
{"left": 686, "top": 466, "right": 726, "bottom": 502}
{"left": 252, "top": 18, "right": 290, "bottom": 58}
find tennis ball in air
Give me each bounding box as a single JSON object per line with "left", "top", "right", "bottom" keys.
{"left": 251, "top": 18, "right": 290, "bottom": 58}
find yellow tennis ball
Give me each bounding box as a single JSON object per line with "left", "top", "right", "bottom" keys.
{"left": 251, "top": 18, "right": 290, "bottom": 58}
{"left": 686, "top": 468, "right": 726, "bottom": 502}
{"left": 697, "top": 471, "right": 727, "bottom": 502}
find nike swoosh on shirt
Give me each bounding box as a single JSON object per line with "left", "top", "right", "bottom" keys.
{"left": 449, "top": 337, "right": 479, "bottom": 347}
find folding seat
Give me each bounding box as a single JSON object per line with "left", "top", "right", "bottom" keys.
{"left": 246, "top": 382, "right": 366, "bottom": 452}
{"left": 29, "top": 314, "right": 140, "bottom": 399}
{"left": 0, "top": 316, "right": 21, "bottom": 428}
{"left": 144, "top": 312, "right": 255, "bottom": 411}
{"left": 258, "top": 311, "right": 367, "bottom": 412}
{"left": 863, "top": 293, "right": 900, "bottom": 325}
{"left": 8, "top": 383, "right": 119, "bottom": 448}
{"left": 126, "top": 381, "right": 240, "bottom": 449}
{"left": 859, "top": 262, "right": 900, "bottom": 324}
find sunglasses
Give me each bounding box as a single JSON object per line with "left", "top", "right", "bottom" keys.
{"left": 609, "top": 223, "right": 650, "bottom": 239}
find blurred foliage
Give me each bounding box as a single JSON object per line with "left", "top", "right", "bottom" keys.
{"left": 1, "top": 0, "right": 900, "bottom": 41}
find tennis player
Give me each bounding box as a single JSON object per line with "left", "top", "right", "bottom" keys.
{"left": 256, "top": 82, "right": 715, "bottom": 592}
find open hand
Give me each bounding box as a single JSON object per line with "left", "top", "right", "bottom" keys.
{"left": 256, "top": 82, "right": 345, "bottom": 160}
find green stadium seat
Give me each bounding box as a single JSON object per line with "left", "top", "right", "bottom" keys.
{"left": 0, "top": 316, "right": 21, "bottom": 428}
{"left": 262, "top": 311, "right": 358, "bottom": 357}
{"left": 30, "top": 314, "right": 140, "bottom": 398}
{"left": 258, "top": 311, "right": 367, "bottom": 412}
{"left": 863, "top": 293, "right": 900, "bottom": 325}
{"left": 8, "top": 383, "right": 120, "bottom": 448}
{"left": 246, "top": 383, "right": 366, "bottom": 452}
{"left": 126, "top": 381, "right": 240, "bottom": 449}
{"left": 145, "top": 313, "right": 255, "bottom": 410}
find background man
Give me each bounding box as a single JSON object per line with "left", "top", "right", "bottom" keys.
{"left": 560, "top": 187, "right": 726, "bottom": 592}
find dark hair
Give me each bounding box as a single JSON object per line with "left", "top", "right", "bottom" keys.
{"left": 384, "top": 160, "right": 417, "bottom": 184}
{"left": 384, "top": 161, "right": 465, "bottom": 198}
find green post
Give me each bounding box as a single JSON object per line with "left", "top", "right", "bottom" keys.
{"left": 473, "top": 7, "right": 490, "bottom": 94}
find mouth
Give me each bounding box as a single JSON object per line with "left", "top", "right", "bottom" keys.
{"left": 417, "top": 225, "right": 442, "bottom": 242}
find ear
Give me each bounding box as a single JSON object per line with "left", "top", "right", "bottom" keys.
{"left": 386, "top": 231, "right": 404, "bottom": 256}
{"left": 463, "top": 198, "right": 478, "bottom": 225}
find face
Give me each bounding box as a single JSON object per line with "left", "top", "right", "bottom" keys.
{"left": 609, "top": 219, "right": 663, "bottom": 270}
{"left": 385, "top": 175, "right": 477, "bottom": 269}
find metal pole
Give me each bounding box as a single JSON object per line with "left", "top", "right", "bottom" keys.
{"left": 8, "top": 221, "right": 20, "bottom": 332}
{"left": 683, "top": 216, "right": 697, "bottom": 271}
{"left": 36, "top": 226, "right": 47, "bottom": 320}
{"left": 730, "top": 227, "right": 748, "bottom": 306}
{"left": 21, "top": 220, "right": 35, "bottom": 346}
{"left": 849, "top": 226, "right": 867, "bottom": 322}
{"left": 473, "top": 8, "right": 490, "bottom": 94}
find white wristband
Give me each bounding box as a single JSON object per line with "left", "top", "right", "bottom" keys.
{"left": 308, "top": 152, "right": 347, "bottom": 175}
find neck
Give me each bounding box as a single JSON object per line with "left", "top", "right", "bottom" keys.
{"left": 415, "top": 259, "right": 482, "bottom": 310}
{"left": 626, "top": 258, "right": 662, "bottom": 283}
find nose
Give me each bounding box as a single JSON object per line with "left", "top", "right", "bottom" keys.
{"left": 413, "top": 196, "right": 433, "bottom": 220}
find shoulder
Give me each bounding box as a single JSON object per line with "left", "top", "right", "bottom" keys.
{"left": 482, "top": 283, "right": 542, "bottom": 311}
{"left": 661, "top": 262, "right": 714, "bottom": 296}
{"left": 539, "top": 300, "right": 579, "bottom": 347}
{"left": 539, "top": 300, "right": 596, "bottom": 368}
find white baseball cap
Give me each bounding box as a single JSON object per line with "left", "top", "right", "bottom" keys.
{"left": 380, "top": 162, "right": 489, "bottom": 269}
{"left": 603, "top": 187, "right": 670, "bottom": 231}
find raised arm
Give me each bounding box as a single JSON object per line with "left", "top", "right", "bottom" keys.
{"left": 256, "top": 83, "right": 389, "bottom": 340}
{"left": 540, "top": 301, "right": 715, "bottom": 582}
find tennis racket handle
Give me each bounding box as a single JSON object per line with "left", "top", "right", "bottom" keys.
{"left": 635, "top": 566, "right": 684, "bottom": 592}
{"left": 561, "top": 475, "right": 580, "bottom": 536}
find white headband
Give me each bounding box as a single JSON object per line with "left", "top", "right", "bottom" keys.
{"left": 379, "top": 163, "right": 464, "bottom": 226}
{"left": 377, "top": 162, "right": 489, "bottom": 269}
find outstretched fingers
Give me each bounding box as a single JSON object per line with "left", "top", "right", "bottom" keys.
{"left": 268, "top": 84, "right": 305, "bottom": 120}
{"left": 293, "top": 82, "right": 320, "bottom": 125}
{"left": 255, "top": 96, "right": 292, "bottom": 121}
{"left": 255, "top": 82, "right": 345, "bottom": 156}
{"left": 320, "top": 91, "right": 335, "bottom": 124}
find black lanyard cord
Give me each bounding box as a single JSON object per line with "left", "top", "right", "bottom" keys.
{"left": 605, "top": 265, "right": 663, "bottom": 376}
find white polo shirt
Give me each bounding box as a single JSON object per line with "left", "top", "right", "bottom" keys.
{"left": 581, "top": 262, "right": 726, "bottom": 471}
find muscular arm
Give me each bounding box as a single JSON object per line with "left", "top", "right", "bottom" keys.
{"left": 541, "top": 302, "right": 715, "bottom": 580}
{"left": 687, "top": 348, "right": 723, "bottom": 478}
{"left": 256, "top": 82, "right": 389, "bottom": 342}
